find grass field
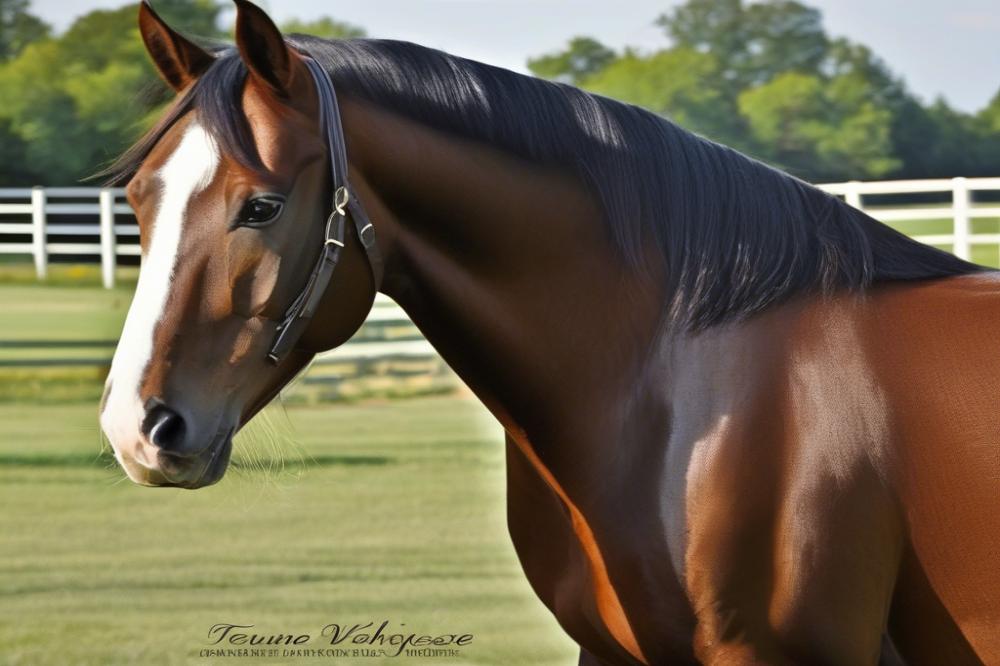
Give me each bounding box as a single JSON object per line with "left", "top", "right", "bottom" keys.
{"left": 0, "top": 269, "right": 576, "bottom": 665}
{"left": 0, "top": 275, "right": 134, "bottom": 403}
{"left": 0, "top": 398, "right": 577, "bottom": 665}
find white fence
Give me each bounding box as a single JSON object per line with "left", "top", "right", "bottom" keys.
{"left": 2, "top": 178, "right": 1000, "bottom": 289}
{"left": 0, "top": 186, "right": 134, "bottom": 288}
{"left": 817, "top": 177, "right": 1000, "bottom": 261}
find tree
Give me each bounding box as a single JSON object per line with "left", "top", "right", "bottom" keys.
{"left": 0, "top": 2, "right": 369, "bottom": 185}
{"left": 53, "top": 5, "right": 149, "bottom": 69}
{"left": 0, "top": 117, "right": 33, "bottom": 184}
{"left": 657, "top": 0, "right": 826, "bottom": 90}
{"left": 528, "top": 0, "right": 1000, "bottom": 181}
{"left": 583, "top": 47, "right": 747, "bottom": 149}
{"left": 740, "top": 1, "right": 827, "bottom": 85}
{"left": 917, "top": 99, "right": 993, "bottom": 177}
{"left": 0, "top": 4, "right": 168, "bottom": 184}
{"left": 971, "top": 91, "right": 1000, "bottom": 177}
{"left": 281, "top": 16, "right": 365, "bottom": 39}
{"left": 0, "top": 0, "right": 49, "bottom": 62}
{"left": 656, "top": 0, "right": 744, "bottom": 69}
{"left": 156, "top": 0, "right": 225, "bottom": 39}
{"left": 738, "top": 71, "right": 899, "bottom": 179}
{"left": 527, "top": 37, "right": 616, "bottom": 85}
{"left": 738, "top": 72, "right": 824, "bottom": 160}
{"left": 977, "top": 88, "right": 1000, "bottom": 134}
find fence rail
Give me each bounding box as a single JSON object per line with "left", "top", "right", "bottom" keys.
{"left": 0, "top": 186, "right": 135, "bottom": 288}
{"left": 817, "top": 177, "right": 1000, "bottom": 261}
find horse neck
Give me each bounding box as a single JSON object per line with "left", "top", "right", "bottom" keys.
{"left": 340, "top": 97, "right": 667, "bottom": 445}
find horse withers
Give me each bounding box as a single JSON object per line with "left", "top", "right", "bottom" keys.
{"left": 99, "top": 2, "right": 1000, "bottom": 663}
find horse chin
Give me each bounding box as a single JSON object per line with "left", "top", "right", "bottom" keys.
{"left": 119, "top": 435, "right": 234, "bottom": 490}
{"left": 174, "top": 436, "right": 233, "bottom": 489}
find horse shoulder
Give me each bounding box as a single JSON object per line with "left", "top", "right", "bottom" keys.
{"left": 668, "top": 298, "right": 905, "bottom": 663}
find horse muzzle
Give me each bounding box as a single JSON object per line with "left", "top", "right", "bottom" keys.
{"left": 101, "top": 387, "right": 236, "bottom": 489}
{"left": 115, "top": 429, "right": 234, "bottom": 489}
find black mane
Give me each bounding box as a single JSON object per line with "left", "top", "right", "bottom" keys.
{"left": 105, "top": 36, "right": 986, "bottom": 330}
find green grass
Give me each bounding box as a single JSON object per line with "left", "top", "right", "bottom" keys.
{"left": 0, "top": 280, "right": 132, "bottom": 341}
{"left": 0, "top": 398, "right": 577, "bottom": 665}
{"left": 0, "top": 262, "right": 138, "bottom": 287}
{"left": 0, "top": 271, "right": 574, "bottom": 662}
{"left": 0, "top": 279, "right": 128, "bottom": 403}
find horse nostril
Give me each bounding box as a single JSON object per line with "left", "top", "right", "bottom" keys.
{"left": 141, "top": 404, "right": 187, "bottom": 451}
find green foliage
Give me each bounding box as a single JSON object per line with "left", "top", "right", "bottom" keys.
{"left": 657, "top": 0, "right": 744, "bottom": 75}
{"left": 739, "top": 72, "right": 823, "bottom": 148}
{"left": 739, "top": 71, "right": 899, "bottom": 178}
{"left": 920, "top": 99, "right": 995, "bottom": 176}
{"left": 657, "top": 0, "right": 827, "bottom": 91}
{"left": 0, "top": 5, "right": 161, "bottom": 184}
{"left": 0, "top": 0, "right": 49, "bottom": 62}
{"left": 0, "top": 2, "right": 365, "bottom": 185}
{"left": 584, "top": 47, "right": 747, "bottom": 149}
{"left": 281, "top": 16, "right": 365, "bottom": 39}
{"left": 0, "top": 117, "right": 31, "bottom": 183}
{"left": 0, "top": 0, "right": 998, "bottom": 186}
{"left": 979, "top": 89, "right": 1000, "bottom": 134}
{"left": 153, "top": 0, "right": 225, "bottom": 38}
{"left": 527, "top": 36, "right": 616, "bottom": 85}
{"left": 531, "top": 0, "right": 1000, "bottom": 182}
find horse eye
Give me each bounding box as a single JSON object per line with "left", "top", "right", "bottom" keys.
{"left": 236, "top": 195, "right": 285, "bottom": 228}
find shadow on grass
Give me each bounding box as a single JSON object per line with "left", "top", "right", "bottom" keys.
{"left": 0, "top": 452, "right": 393, "bottom": 469}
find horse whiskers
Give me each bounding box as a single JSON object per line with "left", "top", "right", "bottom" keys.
{"left": 229, "top": 401, "right": 304, "bottom": 483}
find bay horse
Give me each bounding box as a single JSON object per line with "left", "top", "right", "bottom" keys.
{"left": 99, "top": 2, "right": 1000, "bottom": 663}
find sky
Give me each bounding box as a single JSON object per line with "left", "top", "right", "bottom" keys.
{"left": 29, "top": 0, "right": 1000, "bottom": 113}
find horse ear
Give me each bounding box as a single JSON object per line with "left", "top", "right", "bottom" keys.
{"left": 138, "top": 1, "right": 214, "bottom": 92}
{"left": 233, "top": 0, "right": 307, "bottom": 98}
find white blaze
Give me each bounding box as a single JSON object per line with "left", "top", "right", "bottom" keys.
{"left": 100, "top": 124, "right": 219, "bottom": 455}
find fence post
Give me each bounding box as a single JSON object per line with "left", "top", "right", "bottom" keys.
{"left": 30, "top": 186, "right": 47, "bottom": 280}
{"left": 99, "top": 188, "right": 116, "bottom": 289}
{"left": 952, "top": 177, "right": 971, "bottom": 261}
{"left": 845, "top": 181, "right": 863, "bottom": 210}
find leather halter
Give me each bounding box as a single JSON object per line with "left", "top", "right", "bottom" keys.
{"left": 267, "top": 57, "right": 384, "bottom": 364}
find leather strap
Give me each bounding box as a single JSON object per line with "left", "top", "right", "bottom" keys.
{"left": 267, "top": 56, "right": 384, "bottom": 364}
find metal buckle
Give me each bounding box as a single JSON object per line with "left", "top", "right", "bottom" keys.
{"left": 323, "top": 187, "right": 350, "bottom": 247}
{"left": 334, "top": 186, "right": 349, "bottom": 216}
{"left": 324, "top": 210, "right": 345, "bottom": 247}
